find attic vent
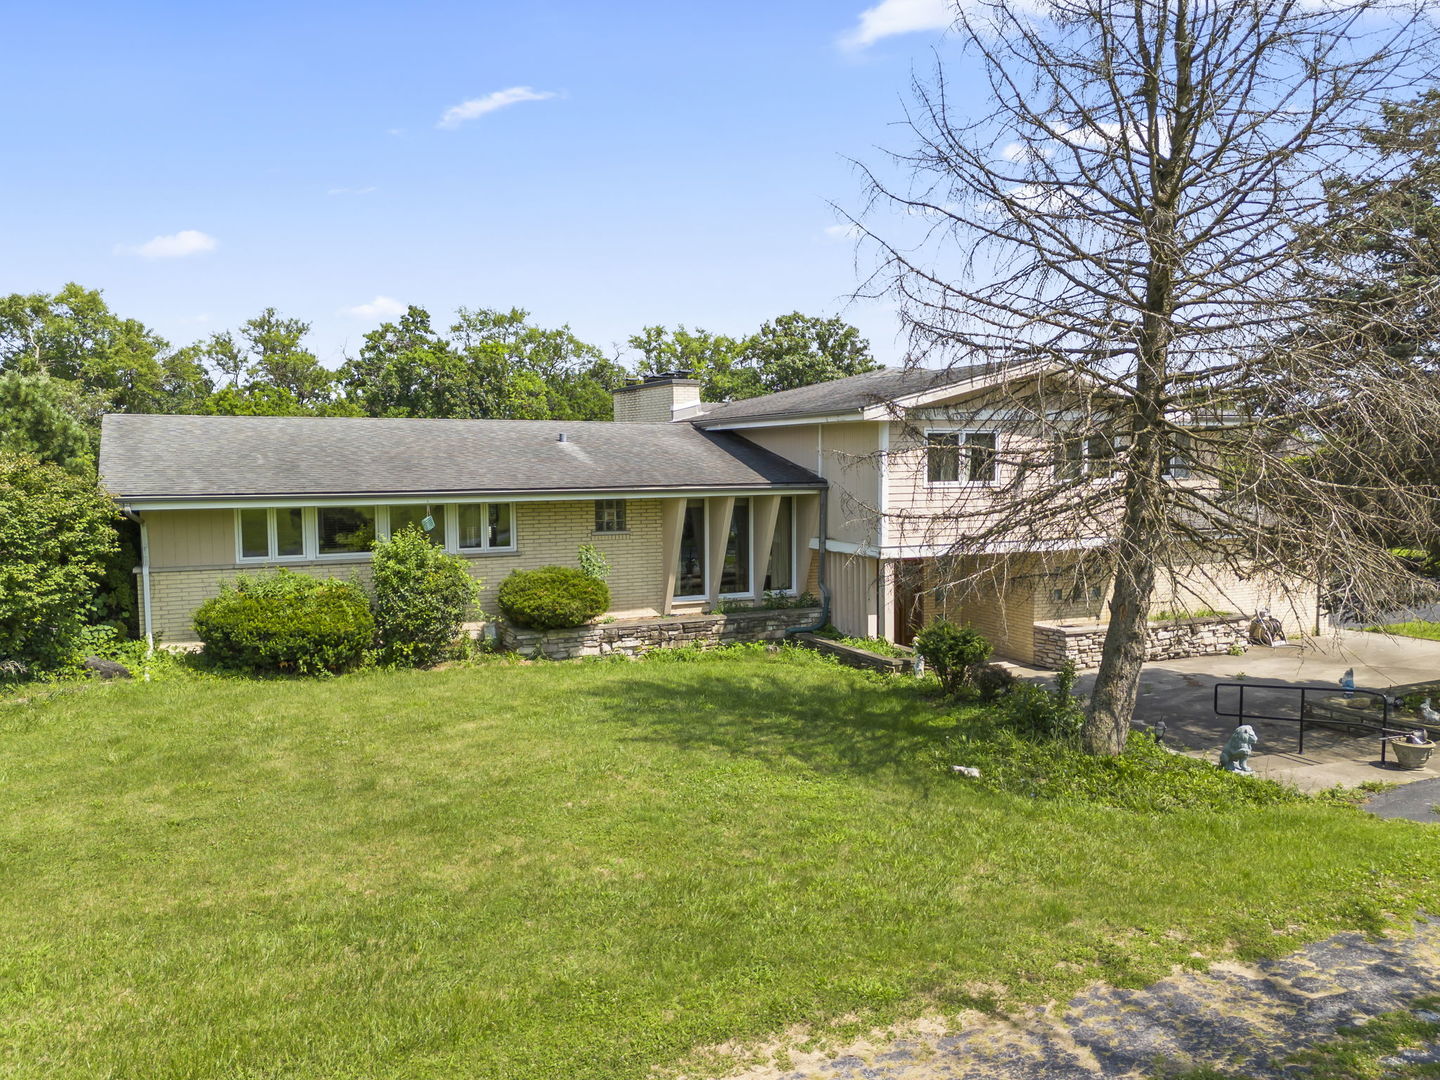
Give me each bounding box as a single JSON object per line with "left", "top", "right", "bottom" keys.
{"left": 557, "top": 432, "right": 568, "bottom": 443}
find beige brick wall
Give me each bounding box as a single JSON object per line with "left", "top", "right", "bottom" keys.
{"left": 140, "top": 499, "right": 669, "bottom": 644}
{"left": 925, "top": 556, "right": 1039, "bottom": 663}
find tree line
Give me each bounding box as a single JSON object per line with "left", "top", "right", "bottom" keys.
{"left": 0, "top": 290, "right": 881, "bottom": 475}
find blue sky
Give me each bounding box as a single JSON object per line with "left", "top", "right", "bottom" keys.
{"left": 0, "top": 1, "right": 966, "bottom": 369}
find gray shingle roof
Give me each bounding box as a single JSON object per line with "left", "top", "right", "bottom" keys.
{"left": 100, "top": 414, "right": 824, "bottom": 500}
{"left": 692, "top": 364, "right": 1000, "bottom": 426}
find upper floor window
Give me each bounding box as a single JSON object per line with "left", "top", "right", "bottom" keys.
{"left": 1162, "top": 433, "right": 1193, "bottom": 479}
{"left": 594, "top": 499, "right": 627, "bottom": 533}
{"left": 927, "top": 430, "right": 998, "bottom": 485}
{"left": 1056, "top": 435, "right": 1118, "bottom": 480}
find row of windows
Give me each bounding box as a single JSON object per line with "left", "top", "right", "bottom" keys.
{"left": 235, "top": 496, "right": 800, "bottom": 602}
{"left": 237, "top": 503, "right": 515, "bottom": 562}
{"left": 924, "top": 431, "right": 1191, "bottom": 485}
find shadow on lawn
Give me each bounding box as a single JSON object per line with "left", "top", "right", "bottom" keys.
{"left": 576, "top": 660, "right": 952, "bottom": 787}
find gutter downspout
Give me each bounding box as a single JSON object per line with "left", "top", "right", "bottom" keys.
{"left": 786, "top": 487, "right": 831, "bottom": 636}
{"left": 120, "top": 507, "right": 154, "bottom": 660}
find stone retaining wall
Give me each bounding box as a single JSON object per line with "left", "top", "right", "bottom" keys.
{"left": 1032, "top": 615, "right": 1249, "bottom": 670}
{"left": 792, "top": 633, "right": 915, "bottom": 674}
{"left": 499, "top": 607, "right": 824, "bottom": 660}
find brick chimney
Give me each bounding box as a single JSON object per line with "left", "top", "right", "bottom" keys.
{"left": 612, "top": 372, "right": 703, "bottom": 423}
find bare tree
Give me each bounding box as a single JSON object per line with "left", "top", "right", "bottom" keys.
{"left": 855, "top": 0, "right": 1440, "bottom": 753}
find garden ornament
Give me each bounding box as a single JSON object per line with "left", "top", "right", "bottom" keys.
{"left": 1154, "top": 720, "right": 1167, "bottom": 746}
{"left": 1421, "top": 698, "right": 1440, "bottom": 728}
{"left": 1218, "top": 724, "right": 1259, "bottom": 774}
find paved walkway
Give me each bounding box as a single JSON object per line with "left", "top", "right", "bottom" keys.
{"left": 1011, "top": 630, "right": 1440, "bottom": 792}
{"left": 717, "top": 922, "right": 1440, "bottom": 1079}
{"left": 1366, "top": 776, "right": 1440, "bottom": 823}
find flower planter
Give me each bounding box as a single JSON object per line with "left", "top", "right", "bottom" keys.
{"left": 1390, "top": 740, "right": 1435, "bottom": 770}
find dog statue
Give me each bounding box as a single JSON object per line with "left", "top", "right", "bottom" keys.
{"left": 1218, "top": 724, "right": 1259, "bottom": 774}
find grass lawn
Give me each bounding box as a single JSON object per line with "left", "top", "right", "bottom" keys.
{"left": 1363, "top": 620, "right": 1440, "bottom": 642}
{"left": 3, "top": 648, "right": 1439, "bottom": 1079}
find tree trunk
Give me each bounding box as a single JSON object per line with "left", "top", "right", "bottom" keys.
{"left": 1083, "top": 526, "right": 1158, "bottom": 755}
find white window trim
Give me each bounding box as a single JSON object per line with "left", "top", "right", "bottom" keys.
{"left": 452, "top": 501, "right": 519, "bottom": 555}
{"left": 234, "top": 501, "right": 519, "bottom": 564}
{"left": 235, "top": 507, "right": 313, "bottom": 563}
{"left": 674, "top": 499, "right": 708, "bottom": 602}
{"left": 925, "top": 428, "right": 999, "bottom": 487}
{"left": 719, "top": 497, "right": 755, "bottom": 599}
{"left": 314, "top": 504, "right": 381, "bottom": 560}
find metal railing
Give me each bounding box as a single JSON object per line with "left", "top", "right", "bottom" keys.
{"left": 1212, "top": 681, "right": 1411, "bottom": 763}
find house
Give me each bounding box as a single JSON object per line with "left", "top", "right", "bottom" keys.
{"left": 97, "top": 366, "right": 1319, "bottom": 665}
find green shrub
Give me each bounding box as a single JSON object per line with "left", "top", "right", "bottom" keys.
{"left": 0, "top": 452, "right": 119, "bottom": 672}
{"left": 193, "top": 571, "right": 374, "bottom": 675}
{"left": 497, "top": 566, "right": 610, "bottom": 630}
{"left": 913, "top": 620, "right": 992, "bottom": 695}
{"left": 577, "top": 543, "right": 611, "bottom": 582}
{"left": 999, "top": 659, "right": 1084, "bottom": 741}
{"left": 371, "top": 526, "right": 480, "bottom": 667}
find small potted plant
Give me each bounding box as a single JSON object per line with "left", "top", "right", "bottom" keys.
{"left": 1389, "top": 733, "right": 1435, "bottom": 770}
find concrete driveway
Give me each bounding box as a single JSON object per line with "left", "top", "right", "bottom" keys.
{"left": 1018, "top": 629, "right": 1440, "bottom": 792}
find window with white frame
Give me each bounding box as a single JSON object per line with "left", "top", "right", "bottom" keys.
{"left": 927, "top": 430, "right": 998, "bottom": 484}
{"left": 234, "top": 501, "right": 518, "bottom": 563}
{"left": 1055, "top": 434, "right": 1119, "bottom": 480}
{"left": 387, "top": 504, "right": 446, "bottom": 545}
{"left": 1162, "top": 433, "right": 1193, "bottom": 478}
{"left": 457, "top": 503, "right": 515, "bottom": 552}
{"left": 317, "top": 506, "right": 377, "bottom": 555}
{"left": 237, "top": 507, "right": 306, "bottom": 561}
{"left": 594, "top": 499, "right": 626, "bottom": 533}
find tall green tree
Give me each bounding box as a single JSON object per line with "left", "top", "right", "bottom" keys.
{"left": 0, "top": 283, "right": 211, "bottom": 414}
{"left": 628, "top": 325, "right": 755, "bottom": 401}
{"left": 741, "top": 312, "right": 880, "bottom": 395}
{"left": 629, "top": 315, "right": 879, "bottom": 402}
{"left": 0, "top": 372, "right": 94, "bottom": 474}
{"left": 0, "top": 452, "right": 119, "bottom": 671}
{"left": 340, "top": 306, "right": 619, "bottom": 420}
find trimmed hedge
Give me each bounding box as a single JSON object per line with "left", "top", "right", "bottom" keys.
{"left": 497, "top": 566, "right": 610, "bottom": 630}
{"left": 193, "top": 571, "right": 374, "bottom": 674}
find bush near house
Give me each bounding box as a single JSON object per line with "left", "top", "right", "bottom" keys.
{"left": 0, "top": 452, "right": 119, "bottom": 674}
{"left": 371, "top": 526, "right": 480, "bottom": 667}
{"left": 497, "top": 565, "right": 610, "bottom": 630}
{"left": 913, "top": 620, "right": 993, "bottom": 695}
{"left": 193, "top": 571, "right": 374, "bottom": 674}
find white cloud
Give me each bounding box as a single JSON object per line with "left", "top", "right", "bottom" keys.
{"left": 437, "top": 86, "right": 558, "bottom": 129}
{"left": 116, "top": 229, "right": 218, "bottom": 259}
{"left": 343, "top": 296, "right": 406, "bottom": 319}
{"left": 840, "top": 0, "right": 953, "bottom": 49}
{"left": 824, "top": 223, "right": 863, "bottom": 240}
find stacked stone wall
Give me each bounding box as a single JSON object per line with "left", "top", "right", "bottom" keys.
{"left": 1032, "top": 615, "right": 1249, "bottom": 670}
{"left": 499, "top": 607, "right": 823, "bottom": 660}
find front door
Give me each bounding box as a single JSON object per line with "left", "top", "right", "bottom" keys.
{"left": 893, "top": 560, "right": 924, "bottom": 646}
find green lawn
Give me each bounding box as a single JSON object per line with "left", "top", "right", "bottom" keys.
{"left": 3, "top": 649, "right": 1439, "bottom": 1079}
{"left": 1363, "top": 619, "right": 1440, "bottom": 642}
